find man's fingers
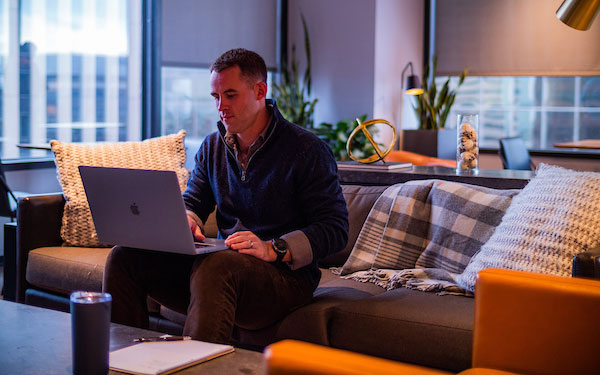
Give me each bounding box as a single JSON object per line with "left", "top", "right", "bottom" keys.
{"left": 226, "top": 239, "right": 250, "bottom": 250}
{"left": 193, "top": 226, "right": 205, "bottom": 240}
{"left": 224, "top": 232, "right": 252, "bottom": 247}
{"left": 225, "top": 231, "right": 251, "bottom": 241}
{"left": 187, "top": 216, "right": 205, "bottom": 240}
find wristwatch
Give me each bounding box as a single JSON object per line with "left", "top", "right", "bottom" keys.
{"left": 271, "top": 238, "right": 289, "bottom": 263}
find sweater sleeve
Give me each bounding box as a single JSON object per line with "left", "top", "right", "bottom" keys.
{"left": 183, "top": 142, "right": 217, "bottom": 224}
{"left": 289, "top": 138, "right": 349, "bottom": 267}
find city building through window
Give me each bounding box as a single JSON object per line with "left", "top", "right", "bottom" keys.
{"left": 0, "top": 0, "right": 141, "bottom": 160}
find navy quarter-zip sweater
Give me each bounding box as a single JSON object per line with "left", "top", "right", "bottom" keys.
{"left": 183, "top": 100, "right": 349, "bottom": 288}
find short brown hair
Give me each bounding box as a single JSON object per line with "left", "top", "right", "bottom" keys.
{"left": 210, "top": 48, "right": 267, "bottom": 84}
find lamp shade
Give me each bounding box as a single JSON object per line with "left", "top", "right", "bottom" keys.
{"left": 405, "top": 75, "right": 424, "bottom": 95}
{"left": 556, "top": 0, "right": 600, "bottom": 31}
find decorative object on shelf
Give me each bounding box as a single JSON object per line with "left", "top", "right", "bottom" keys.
{"left": 556, "top": 0, "right": 600, "bottom": 31}
{"left": 346, "top": 118, "right": 397, "bottom": 164}
{"left": 272, "top": 14, "right": 317, "bottom": 129}
{"left": 413, "top": 56, "right": 468, "bottom": 130}
{"left": 456, "top": 114, "right": 479, "bottom": 173}
{"left": 315, "top": 115, "right": 377, "bottom": 161}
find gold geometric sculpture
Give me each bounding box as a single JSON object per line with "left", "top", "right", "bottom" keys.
{"left": 346, "top": 118, "right": 397, "bottom": 164}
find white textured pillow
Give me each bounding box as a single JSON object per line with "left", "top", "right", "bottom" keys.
{"left": 456, "top": 164, "right": 600, "bottom": 292}
{"left": 51, "top": 130, "right": 189, "bottom": 247}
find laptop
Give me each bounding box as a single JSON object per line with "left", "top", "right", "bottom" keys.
{"left": 78, "top": 166, "right": 229, "bottom": 255}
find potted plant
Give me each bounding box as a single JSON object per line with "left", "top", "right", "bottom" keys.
{"left": 403, "top": 57, "right": 468, "bottom": 159}
{"left": 272, "top": 14, "right": 317, "bottom": 129}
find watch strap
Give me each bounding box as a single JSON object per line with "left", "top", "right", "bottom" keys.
{"left": 275, "top": 249, "right": 287, "bottom": 263}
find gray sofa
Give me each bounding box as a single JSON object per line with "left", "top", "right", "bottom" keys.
{"left": 15, "top": 183, "right": 478, "bottom": 372}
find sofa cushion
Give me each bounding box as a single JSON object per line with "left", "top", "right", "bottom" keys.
{"left": 26, "top": 246, "right": 112, "bottom": 295}
{"left": 161, "top": 268, "right": 387, "bottom": 347}
{"left": 329, "top": 288, "right": 474, "bottom": 372}
{"left": 233, "top": 283, "right": 386, "bottom": 347}
{"left": 50, "top": 130, "right": 189, "bottom": 247}
{"left": 456, "top": 164, "right": 600, "bottom": 292}
{"left": 319, "top": 185, "right": 388, "bottom": 267}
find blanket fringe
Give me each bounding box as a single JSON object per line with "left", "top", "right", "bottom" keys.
{"left": 333, "top": 268, "right": 472, "bottom": 297}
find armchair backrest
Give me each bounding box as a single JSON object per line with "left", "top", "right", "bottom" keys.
{"left": 473, "top": 268, "right": 600, "bottom": 375}
{"left": 498, "top": 137, "right": 534, "bottom": 171}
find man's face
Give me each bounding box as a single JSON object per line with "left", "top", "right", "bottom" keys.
{"left": 210, "top": 65, "right": 264, "bottom": 135}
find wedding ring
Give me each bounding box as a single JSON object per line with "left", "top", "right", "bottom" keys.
{"left": 249, "top": 240, "right": 254, "bottom": 248}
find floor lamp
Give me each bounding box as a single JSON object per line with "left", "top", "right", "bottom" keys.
{"left": 398, "top": 62, "right": 424, "bottom": 150}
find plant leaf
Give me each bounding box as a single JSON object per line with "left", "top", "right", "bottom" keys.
{"left": 301, "top": 14, "right": 312, "bottom": 95}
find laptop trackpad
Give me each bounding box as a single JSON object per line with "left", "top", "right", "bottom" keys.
{"left": 194, "top": 238, "right": 230, "bottom": 254}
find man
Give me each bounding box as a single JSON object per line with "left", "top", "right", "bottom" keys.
{"left": 104, "top": 48, "right": 348, "bottom": 344}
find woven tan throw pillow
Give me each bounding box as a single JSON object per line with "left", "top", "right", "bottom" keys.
{"left": 456, "top": 164, "right": 600, "bottom": 292}
{"left": 51, "top": 130, "right": 189, "bottom": 247}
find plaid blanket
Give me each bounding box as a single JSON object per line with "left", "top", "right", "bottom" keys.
{"left": 332, "top": 180, "right": 518, "bottom": 296}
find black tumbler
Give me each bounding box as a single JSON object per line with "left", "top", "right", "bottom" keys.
{"left": 70, "top": 291, "right": 112, "bottom": 375}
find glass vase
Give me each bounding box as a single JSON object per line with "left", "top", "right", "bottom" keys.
{"left": 456, "top": 114, "right": 479, "bottom": 174}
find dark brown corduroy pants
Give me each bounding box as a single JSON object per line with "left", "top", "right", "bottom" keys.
{"left": 103, "top": 247, "right": 314, "bottom": 344}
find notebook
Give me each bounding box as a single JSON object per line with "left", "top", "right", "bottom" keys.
{"left": 78, "top": 166, "right": 229, "bottom": 255}
{"left": 109, "top": 340, "right": 234, "bottom": 375}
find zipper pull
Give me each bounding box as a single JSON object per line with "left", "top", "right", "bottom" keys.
{"left": 241, "top": 170, "right": 246, "bottom": 182}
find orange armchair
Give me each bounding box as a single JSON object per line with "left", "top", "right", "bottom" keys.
{"left": 264, "top": 269, "right": 600, "bottom": 375}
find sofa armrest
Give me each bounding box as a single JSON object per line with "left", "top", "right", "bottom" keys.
{"left": 16, "top": 193, "right": 65, "bottom": 303}
{"left": 263, "top": 340, "right": 452, "bottom": 375}
{"left": 572, "top": 244, "right": 600, "bottom": 279}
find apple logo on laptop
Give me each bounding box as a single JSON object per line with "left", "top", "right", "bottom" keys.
{"left": 130, "top": 203, "right": 140, "bottom": 215}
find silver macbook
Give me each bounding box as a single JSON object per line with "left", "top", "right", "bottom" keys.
{"left": 78, "top": 166, "right": 229, "bottom": 255}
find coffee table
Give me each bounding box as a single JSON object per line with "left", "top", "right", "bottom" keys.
{"left": 0, "top": 300, "right": 266, "bottom": 374}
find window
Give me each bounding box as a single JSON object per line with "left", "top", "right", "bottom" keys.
{"left": 0, "top": 0, "right": 141, "bottom": 160}
{"left": 436, "top": 76, "right": 600, "bottom": 150}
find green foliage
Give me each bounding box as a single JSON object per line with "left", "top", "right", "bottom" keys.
{"left": 315, "top": 115, "right": 381, "bottom": 161}
{"left": 272, "top": 14, "right": 318, "bottom": 129}
{"left": 413, "top": 56, "right": 468, "bottom": 130}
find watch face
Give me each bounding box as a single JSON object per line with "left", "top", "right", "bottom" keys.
{"left": 273, "top": 238, "right": 288, "bottom": 253}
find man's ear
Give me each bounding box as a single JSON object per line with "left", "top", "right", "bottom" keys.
{"left": 254, "top": 81, "right": 268, "bottom": 100}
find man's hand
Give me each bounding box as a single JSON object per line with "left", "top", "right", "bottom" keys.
{"left": 225, "top": 231, "right": 276, "bottom": 262}
{"left": 187, "top": 215, "right": 205, "bottom": 241}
